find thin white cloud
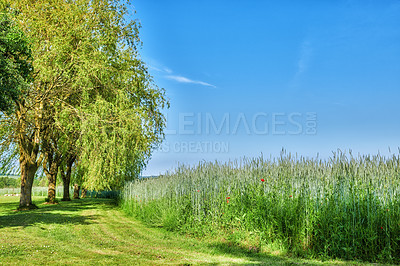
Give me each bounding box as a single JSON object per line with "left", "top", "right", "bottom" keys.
{"left": 148, "top": 65, "right": 163, "bottom": 72}
{"left": 163, "top": 67, "right": 173, "bottom": 74}
{"left": 296, "top": 40, "right": 312, "bottom": 76}
{"left": 288, "top": 39, "right": 313, "bottom": 92}
{"left": 166, "top": 75, "right": 216, "bottom": 88}
{"left": 146, "top": 58, "right": 172, "bottom": 74}
{"left": 146, "top": 58, "right": 216, "bottom": 88}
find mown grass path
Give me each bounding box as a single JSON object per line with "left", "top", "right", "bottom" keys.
{"left": 0, "top": 197, "right": 388, "bottom": 265}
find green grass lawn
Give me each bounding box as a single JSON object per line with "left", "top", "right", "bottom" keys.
{"left": 0, "top": 196, "right": 390, "bottom": 265}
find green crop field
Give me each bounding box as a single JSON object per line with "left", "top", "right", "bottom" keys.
{"left": 121, "top": 152, "right": 400, "bottom": 264}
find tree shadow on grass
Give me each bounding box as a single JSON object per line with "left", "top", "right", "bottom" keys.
{"left": 0, "top": 197, "right": 116, "bottom": 212}
{"left": 0, "top": 198, "right": 116, "bottom": 229}
{"left": 0, "top": 211, "right": 98, "bottom": 228}
{"left": 207, "top": 242, "right": 321, "bottom": 265}
{"left": 36, "top": 198, "right": 117, "bottom": 213}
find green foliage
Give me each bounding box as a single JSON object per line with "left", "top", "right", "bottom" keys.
{"left": 33, "top": 174, "right": 47, "bottom": 187}
{"left": 1, "top": 0, "right": 168, "bottom": 194}
{"left": 0, "top": 10, "right": 32, "bottom": 113}
{"left": 80, "top": 89, "right": 167, "bottom": 190}
{"left": 121, "top": 151, "right": 400, "bottom": 263}
{"left": 85, "top": 190, "right": 119, "bottom": 199}
{"left": 68, "top": 0, "right": 169, "bottom": 190}
{"left": 0, "top": 175, "right": 19, "bottom": 188}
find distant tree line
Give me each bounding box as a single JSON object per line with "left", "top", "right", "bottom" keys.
{"left": 0, "top": 176, "right": 19, "bottom": 188}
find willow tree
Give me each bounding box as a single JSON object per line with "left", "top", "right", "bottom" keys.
{"left": 76, "top": 7, "right": 169, "bottom": 190}
{"left": 1, "top": 0, "right": 168, "bottom": 208}
{"left": 80, "top": 87, "right": 168, "bottom": 190}
{"left": 47, "top": 0, "right": 169, "bottom": 191}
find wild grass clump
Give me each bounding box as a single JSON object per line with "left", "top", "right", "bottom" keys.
{"left": 120, "top": 151, "right": 400, "bottom": 263}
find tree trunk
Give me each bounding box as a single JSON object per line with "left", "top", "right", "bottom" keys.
{"left": 15, "top": 73, "right": 43, "bottom": 210}
{"left": 81, "top": 188, "right": 87, "bottom": 198}
{"left": 61, "top": 159, "right": 73, "bottom": 201}
{"left": 19, "top": 159, "right": 38, "bottom": 210}
{"left": 43, "top": 139, "right": 61, "bottom": 204}
{"left": 46, "top": 170, "right": 57, "bottom": 204}
{"left": 44, "top": 152, "right": 59, "bottom": 204}
{"left": 17, "top": 102, "right": 42, "bottom": 210}
{"left": 61, "top": 172, "right": 70, "bottom": 201}
{"left": 73, "top": 184, "right": 80, "bottom": 199}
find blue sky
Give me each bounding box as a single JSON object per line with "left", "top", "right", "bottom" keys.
{"left": 128, "top": 0, "right": 400, "bottom": 176}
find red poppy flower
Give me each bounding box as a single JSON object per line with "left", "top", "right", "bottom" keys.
{"left": 289, "top": 195, "right": 292, "bottom": 198}
{"left": 226, "top": 200, "right": 229, "bottom": 203}
{"left": 197, "top": 190, "right": 200, "bottom": 192}
{"left": 261, "top": 178, "right": 265, "bottom": 182}
{"left": 226, "top": 197, "right": 230, "bottom": 199}
{"left": 381, "top": 227, "right": 383, "bottom": 230}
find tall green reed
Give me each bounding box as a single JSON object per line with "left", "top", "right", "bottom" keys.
{"left": 121, "top": 151, "right": 400, "bottom": 262}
